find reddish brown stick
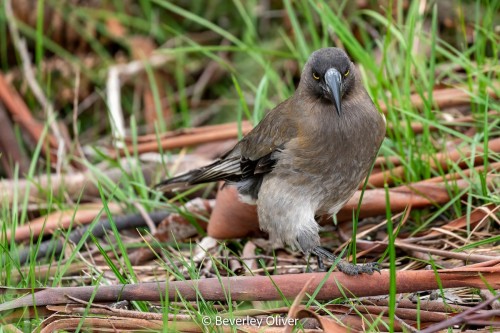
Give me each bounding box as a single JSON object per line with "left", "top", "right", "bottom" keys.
{"left": 0, "top": 73, "right": 57, "bottom": 148}
{"left": 1, "top": 263, "right": 499, "bottom": 311}
{"left": 378, "top": 85, "right": 499, "bottom": 113}
{"left": 367, "top": 137, "right": 500, "bottom": 187}
{"left": 130, "top": 121, "right": 253, "bottom": 143}
{"left": 114, "top": 122, "right": 253, "bottom": 157}
{"left": 0, "top": 103, "right": 30, "bottom": 176}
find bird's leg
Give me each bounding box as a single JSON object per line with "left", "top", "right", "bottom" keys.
{"left": 311, "top": 246, "right": 380, "bottom": 276}
{"left": 305, "top": 254, "right": 313, "bottom": 273}
{"left": 305, "top": 251, "right": 325, "bottom": 272}
{"left": 316, "top": 255, "right": 326, "bottom": 272}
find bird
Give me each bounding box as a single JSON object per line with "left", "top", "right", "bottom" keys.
{"left": 156, "top": 47, "right": 386, "bottom": 275}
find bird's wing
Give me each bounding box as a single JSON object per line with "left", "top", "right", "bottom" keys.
{"left": 155, "top": 100, "right": 297, "bottom": 191}
{"left": 237, "top": 99, "right": 297, "bottom": 174}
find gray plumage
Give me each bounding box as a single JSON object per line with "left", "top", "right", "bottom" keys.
{"left": 156, "top": 48, "right": 386, "bottom": 275}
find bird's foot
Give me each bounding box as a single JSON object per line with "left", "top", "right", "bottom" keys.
{"left": 311, "top": 246, "right": 380, "bottom": 276}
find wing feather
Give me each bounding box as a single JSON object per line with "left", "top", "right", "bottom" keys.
{"left": 155, "top": 98, "right": 298, "bottom": 193}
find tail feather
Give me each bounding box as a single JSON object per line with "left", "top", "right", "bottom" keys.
{"left": 154, "top": 158, "right": 241, "bottom": 191}
{"left": 154, "top": 169, "right": 199, "bottom": 191}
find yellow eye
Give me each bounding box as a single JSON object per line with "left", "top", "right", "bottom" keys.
{"left": 344, "top": 70, "right": 350, "bottom": 77}
{"left": 312, "top": 72, "right": 320, "bottom": 80}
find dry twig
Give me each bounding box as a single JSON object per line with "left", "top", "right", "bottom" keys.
{"left": 1, "top": 261, "right": 499, "bottom": 311}
{"left": 4, "top": 0, "right": 67, "bottom": 172}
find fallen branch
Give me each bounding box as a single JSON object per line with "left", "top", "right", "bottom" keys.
{"left": 391, "top": 240, "right": 496, "bottom": 263}
{"left": 129, "top": 120, "right": 253, "bottom": 143}
{"left": 0, "top": 73, "right": 57, "bottom": 152}
{"left": 420, "top": 293, "right": 500, "bottom": 333}
{"left": 327, "top": 303, "right": 449, "bottom": 323}
{"left": 14, "top": 210, "right": 171, "bottom": 264}
{"left": 7, "top": 263, "right": 88, "bottom": 285}
{"left": 367, "top": 137, "right": 500, "bottom": 188}
{"left": 410, "top": 203, "right": 498, "bottom": 240}
{"left": 338, "top": 177, "right": 495, "bottom": 221}
{"left": 378, "top": 85, "right": 499, "bottom": 113}
{"left": 38, "top": 317, "right": 164, "bottom": 333}
{"left": 360, "top": 297, "right": 468, "bottom": 313}
{"left": 386, "top": 110, "right": 499, "bottom": 136}
{"left": 112, "top": 121, "right": 253, "bottom": 157}
{"left": 7, "top": 203, "right": 122, "bottom": 243}
{"left": 421, "top": 161, "right": 500, "bottom": 184}
{"left": 0, "top": 163, "right": 156, "bottom": 205}
{"left": 1, "top": 261, "right": 499, "bottom": 311}
{"left": 0, "top": 103, "right": 29, "bottom": 176}
{"left": 4, "top": 0, "right": 66, "bottom": 172}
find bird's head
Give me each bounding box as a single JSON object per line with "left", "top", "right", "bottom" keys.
{"left": 300, "top": 47, "right": 355, "bottom": 116}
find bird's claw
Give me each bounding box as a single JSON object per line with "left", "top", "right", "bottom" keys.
{"left": 311, "top": 246, "right": 380, "bottom": 276}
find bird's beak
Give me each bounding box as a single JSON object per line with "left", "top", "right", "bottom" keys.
{"left": 324, "top": 68, "right": 343, "bottom": 115}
